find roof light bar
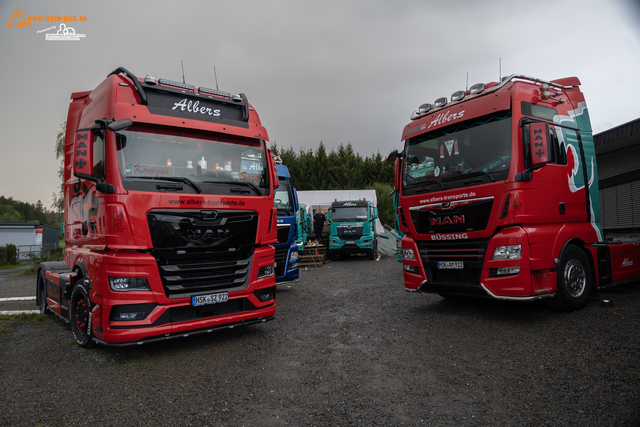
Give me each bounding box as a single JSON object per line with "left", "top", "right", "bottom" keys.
{"left": 469, "top": 83, "right": 485, "bottom": 94}
{"left": 451, "top": 90, "right": 465, "bottom": 102}
{"left": 158, "top": 78, "right": 195, "bottom": 91}
{"left": 434, "top": 97, "right": 448, "bottom": 108}
{"left": 198, "top": 87, "right": 231, "bottom": 98}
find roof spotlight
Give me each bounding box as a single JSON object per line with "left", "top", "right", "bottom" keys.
{"left": 434, "top": 97, "right": 448, "bottom": 108}
{"left": 451, "top": 90, "right": 465, "bottom": 102}
{"left": 418, "top": 103, "right": 432, "bottom": 114}
{"left": 469, "top": 83, "right": 485, "bottom": 94}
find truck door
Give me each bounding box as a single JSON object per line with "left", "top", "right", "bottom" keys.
{"left": 523, "top": 123, "right": 569, "bottom": 223}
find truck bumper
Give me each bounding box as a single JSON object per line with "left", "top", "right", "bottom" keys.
{"left": 83, "top": 246, "right": 278, "bottom": 346}
{"left": 402, "top": 227, "right": 556, "bottom": 300}
{"left": 275, "top": 242, "right": 299, "bottom": 283}
{"left": 93, "top": 297, "right": 276, "bottom": 346}
{"left": 329, "top": 237, "right": 374, "bottom": 254}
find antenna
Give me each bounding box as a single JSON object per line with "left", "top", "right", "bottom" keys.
{"left": 466, "top": 73, "right": 469, "bottom": 91}
{"left": 181, "top": 60, "right": 185, "bottom": 84}
{"left": 499, "top": 58, "right": 502, "bottom": 82}
{"left": 214, "top": 67, "right": 219, "bottom": 91}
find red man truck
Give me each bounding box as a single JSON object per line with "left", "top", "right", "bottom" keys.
{"left": 388, "top": 74, "right": 640, "bottom": 310}
{"left": 37, "top": 67, "right": 280, "bottom": 346}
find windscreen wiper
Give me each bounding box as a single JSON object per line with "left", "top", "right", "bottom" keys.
{"left": 203, "top": 180, "right": 261, "bottom": 195}
{"left": 405, "top": 178, "right": 447, "bottom": 191}
{"left": 463, "top": 170, "right": 496, "bottom": 185}
{"left": 128, "top": 176, "right": 202, "bottom": 193}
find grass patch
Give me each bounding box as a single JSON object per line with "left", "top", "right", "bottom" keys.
{"left": 19, "top": 268, "right": 37, "bottom": 276}
{"left": 125, "top": 361, "right": 140, "bottom": 368}
{"left": 0, "top": 263, "right": 23, "bottom": 270}
{"left": 0, "top": 313, "right": 49, "bottom": 322}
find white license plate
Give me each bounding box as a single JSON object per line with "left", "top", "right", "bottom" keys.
{"left": 346, "top": 240, "right": 355, "bottom": 244}
{"left": 437, "top": 261, "right": 464, "bottom": 269}
{"left": 192, "top": 292, "right": 229, "bottom": 306}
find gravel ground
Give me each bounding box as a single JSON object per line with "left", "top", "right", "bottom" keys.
{"left": 1, "top": 256, "right": 639, "bottom": 426}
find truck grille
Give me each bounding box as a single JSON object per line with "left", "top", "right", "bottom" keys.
{"left": 409, "top": 197, "right": 493, "bottom": 234}
{"left": 157, "top": 254, "right": 252, "bottom": 298}
{"left": 337, "top": 226, "right": 363, "bottom": 238}
{"left": 274, "top": 247, "right": 288, "bottom": 277}
{"left": 417, "top": 239, "right": 489, "bottom": 289}
{"left": 277, "top": 224, "right": 291, "bottom": 244}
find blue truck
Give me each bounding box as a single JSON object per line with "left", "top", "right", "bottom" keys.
{"left": 274, "top": 162, "right": 300, "bottom": 282}
{"left": 328, "top": 200, "right": 379, "bottom": 261}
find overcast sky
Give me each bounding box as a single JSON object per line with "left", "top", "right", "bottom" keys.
{"left": 1, "top": 0, "right": 639, "bottom": 207}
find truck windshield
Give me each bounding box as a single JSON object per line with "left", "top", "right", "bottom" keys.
{"left": 116, "top": 128, "right": 269, "bottom": 196}
{"left": 403, "top": 113, "right": 511, "bottom": 193}
{"left": 275, "top": 177, "right": 294, "bottom": 216}
{"left": 333, "top": 207, "right": 369, "bottom": 223}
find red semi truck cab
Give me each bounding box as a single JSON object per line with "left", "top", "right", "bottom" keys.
{"left": 389, "top": 74, "right": 640, "bottom": 310}
{"left": 37, "top": 67, "right": 280, "bottom": 346}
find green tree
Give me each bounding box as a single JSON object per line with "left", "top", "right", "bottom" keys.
{"left": 367, "top": 182, "right": 394, "bottom": 227}
{"left": 0, "top": 205, "right": 25, "bottom": 222}
{"left": 52, "top": 122, "right": 66, "bottom": 213}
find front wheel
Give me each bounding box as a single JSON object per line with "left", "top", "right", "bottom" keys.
{"left": 368, "top": 241, "right": 378, "bottom": 260}
{"left": 70, "top": 280, "right": 96, "bottom": 348}
{"left": 546, "top": 246, "right": 592, "bottom": 311}
{"left": 36, "top": 269, "right": 48, "bottom": 314}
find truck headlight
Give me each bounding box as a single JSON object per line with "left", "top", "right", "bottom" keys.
{"left": 108, "top": 277, "right": 150, "bottom": 292}
{"left": 258, "top": 264, "right": 275, "bottom": 278}
{"left": 496, "top": 266, "right": 520, "bottom": 275}
{"left": 492, "top": 245, "right": 522, "bottom": 260}
{"left": 402, "top": 248, "right": 415, "bottom": 260}
{"left": 289, "top": 251, "right": 299, "bottom": 261}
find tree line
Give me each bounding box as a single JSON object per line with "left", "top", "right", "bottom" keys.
{"left": 0, "top": 196, "right": 60, "bottom": 228}
{"left": 270, "top": 142, "right": 396, "bottom": 226}
{"left": 271, "top": 141, "right": 394, "bottom": 191}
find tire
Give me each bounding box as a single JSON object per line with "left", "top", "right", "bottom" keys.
{"left": 546, "top": 245, "right": 592, "bottom": 311}
{"left": 36, "top": 269, "right": 48, "bottom": 314}
{"left": 70, "top": 280, "right": 96, "bottom": 348}
{"left": 330, "top": 251, "right": 338, "bottom": 262}
{"left": 368, "top": 248, "right": 375, "bottom": 260}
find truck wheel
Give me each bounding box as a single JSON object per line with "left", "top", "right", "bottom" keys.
{"left": 368, "top": 248, "right": 375, "bottom": 260}
{"left": 330, "top": 252, "right": 338, "bottom": 262}
{"left": 547, "top": 246, "right": 592, "bottom": 311}
{"left": 37, "top": 269, "right": 48, "bottom": 314}
{"left": 70, "top": 280, "right": 96, "bottom": 348}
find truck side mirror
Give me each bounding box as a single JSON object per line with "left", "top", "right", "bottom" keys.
{"left": 292, "top": 187, "right": 299, "bottom": 213}
{"left": 387, "top": 149, "right": 402, "bottom": 163}
{"left": 73, "top": 129, "right": 95, "bottom": 181}
{"left": 394, "top": 158, "right": 402, "bottom": 191}
{"left": 373, "top": 207, "right": 379, "bottom": 220}
{"left": 528, "top": 122, "right": 550, "bottom": 166}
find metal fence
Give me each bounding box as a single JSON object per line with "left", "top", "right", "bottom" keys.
{"left": 17, "top": 245, "right": 44, "bottom": 261}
